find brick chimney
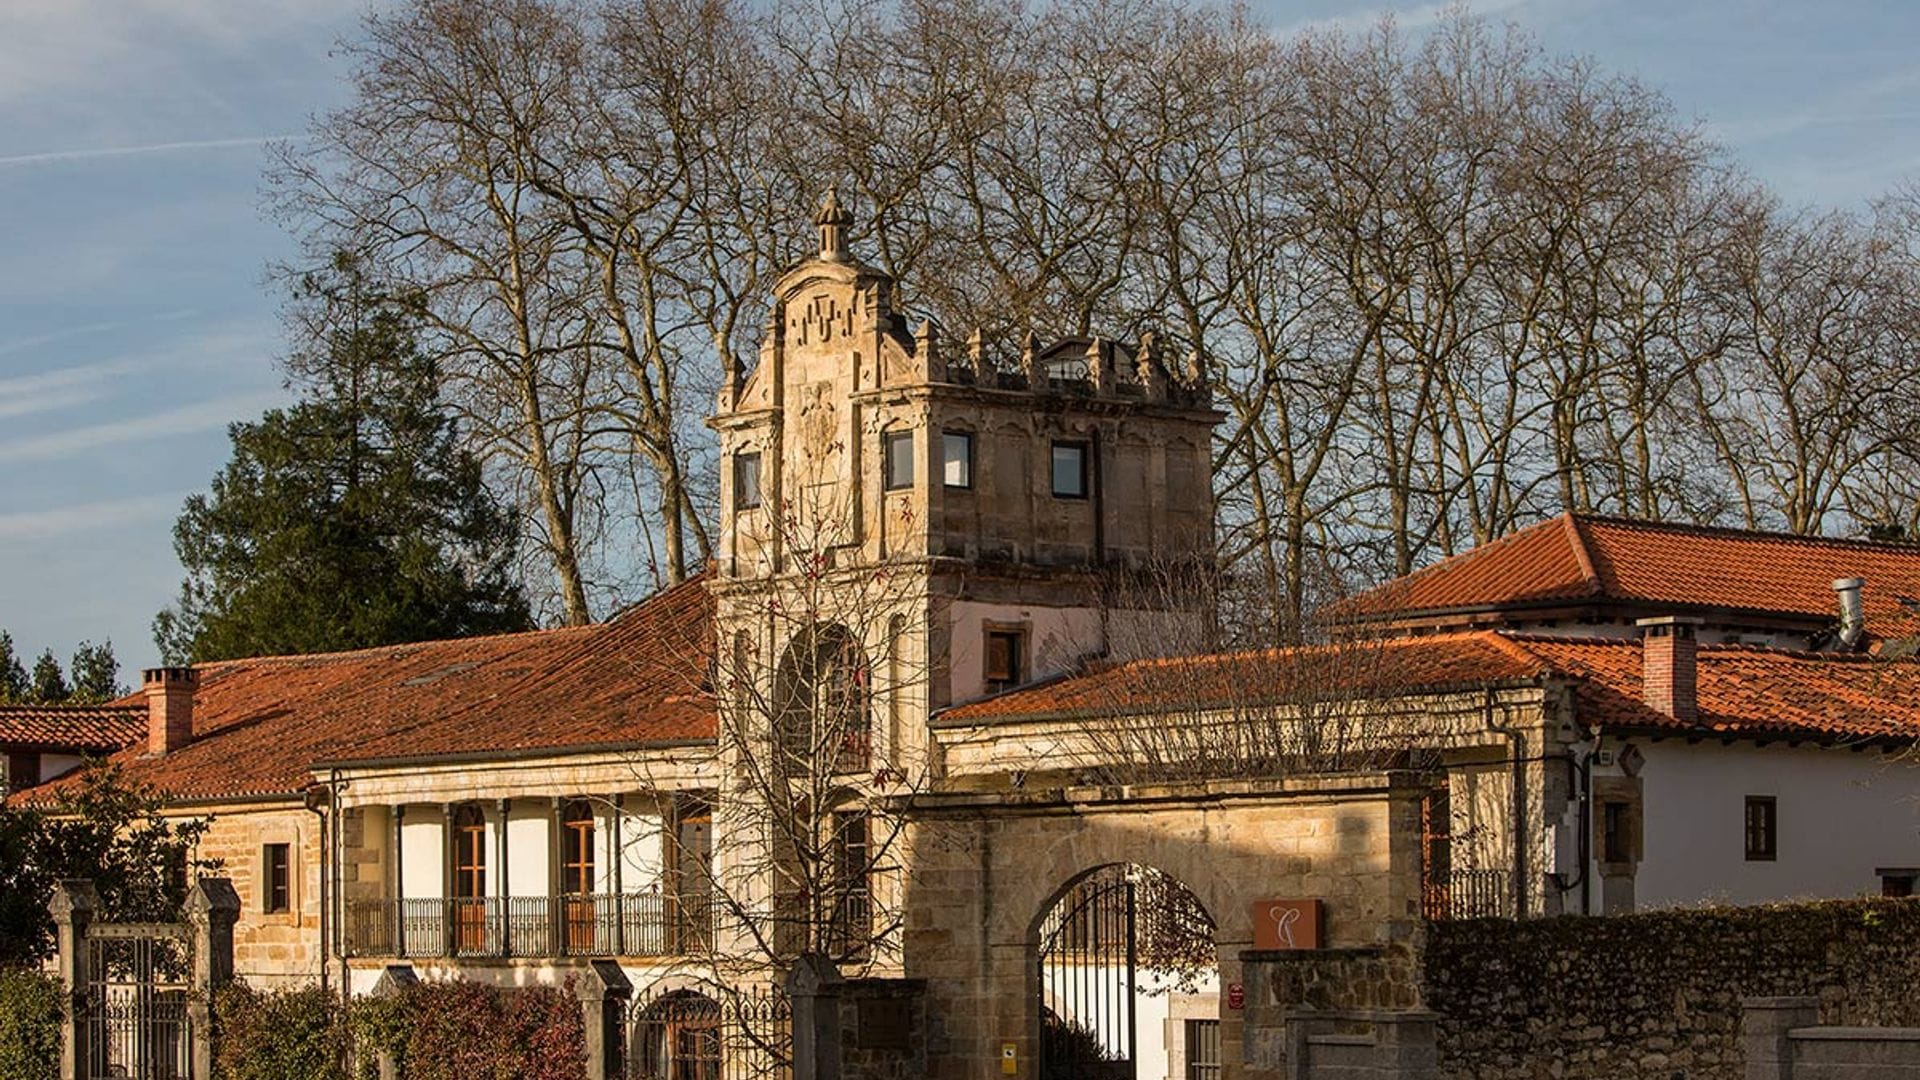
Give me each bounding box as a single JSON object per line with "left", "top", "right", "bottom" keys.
{"left": 1636, "top": 617, "right": 1703, "bottom": 723}
{"left": 143, "top": 667, "right": 197, "bottom": 755}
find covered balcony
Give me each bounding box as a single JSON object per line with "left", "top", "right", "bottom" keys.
{"left": 341, "top": 793, "right": 715, "bottom": 961}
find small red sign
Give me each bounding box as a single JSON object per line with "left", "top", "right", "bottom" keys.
{"left": 1252, "top": 899, "right": 1325, "bottom": 950}
{"left": 1226, "top": 983, "right": 1245, "bottom": 1010}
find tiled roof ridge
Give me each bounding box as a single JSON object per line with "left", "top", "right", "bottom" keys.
{"left": 1499, "top": 630, "right": 1916, "bottom": 665}
{"left": 1092, "top": 628, "right": 1524, "bottom": 674}
{"left": 188, "top": 621, "right": 599, "bottom": 674}
{"left": 1561, "top": 513, "right": 1604, "bottom": 594}
{"left": 1476, "top": 631, "right": 1554, "bottom": 669}
{"left": 1330, "top": 515, "right": 1585, "bottom": 609}
{"left": 1571, "top": 512, "right": 1920, "bottom": 553}
{"left": 0, "top": 702, "right": 144, "bottom": 715}
{"left": 120, "top": 574, "right": 716, "bottom": 690}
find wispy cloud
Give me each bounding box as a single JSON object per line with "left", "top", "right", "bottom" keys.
{"left": 0, "top": 134, "right": 302, "bottom": 170}
{"left": 0, "top": 492, "right": 185, "bottom": 542}
{"left": 0, "top": 389, "right": 283, "bottom": 464}
{"left": 0, "top": 317, "right": 277, "bottom": 421}
{"left": 1280, "top": 0, "right": 1539, "bottom": 36}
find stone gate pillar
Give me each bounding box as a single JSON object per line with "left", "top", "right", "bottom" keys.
{"left": 576, "top": 959, "right": 633, "bottom": 1080}
{"left": 789, "top": 954, "right": 846, "bottom": 1080}
{"left": 50, "top": 879, "right": 99, "bottom": 1080}
{"left": 184, "top": 878, "right": 241, "bottom": 1080}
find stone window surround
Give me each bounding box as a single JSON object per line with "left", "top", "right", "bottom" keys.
{"left": 1050, "top": 440, "right": 1089, "bottom": 499}
{"left": 883, "top": 429, "right": 915, "bottom": 491}
{"left": 733, "top": 451, "right": 762, "bottom": 511}
{"left": 942, "top": 429, "right": 974, "bottom": 490}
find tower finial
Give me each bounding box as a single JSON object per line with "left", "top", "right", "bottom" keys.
{"left": 816, "top": 187, "right": 852, "bottom": 261}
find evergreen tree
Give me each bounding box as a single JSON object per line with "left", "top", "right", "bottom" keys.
{"left": 67, "top": 641, "right": 122, "bottom": 704}
{"left": 154, "top": 261, "right": 532, "bottom": 663}
{"left": 0, "top": 634, "right": 26, "bottom": 704}
{"left": 27, "top": 651, "right": 67, "bottom": 705}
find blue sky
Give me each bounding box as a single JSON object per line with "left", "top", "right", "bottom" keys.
{"left": 2, "top": 0, "right": 1917, "bottom": 677}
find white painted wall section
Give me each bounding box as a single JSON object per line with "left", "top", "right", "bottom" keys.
{"left": 1636, "top": 742, "right": 1920, "bottom": 908}
{"left": 506, "top": 805, "right": 551, "bottom": 896}
{"left": 399, "top": 813, "right": 444, "bottom": 900}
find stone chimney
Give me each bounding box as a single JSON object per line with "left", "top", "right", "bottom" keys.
{"left": 143, "top": 667, "right": 197, "bottom": 755}
{"left": 1636, "top": 617, "right": 1702, "bottom": 723}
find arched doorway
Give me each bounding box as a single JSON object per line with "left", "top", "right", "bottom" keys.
{"left": 1035, "top": 864, "right": 1218, "bottom": 1080}
{"left": 629, "top": 989, "right": 721, "bottom": 1080}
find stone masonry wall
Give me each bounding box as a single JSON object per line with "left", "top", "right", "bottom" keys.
{"left": 188, "top": 803, "right": 325, "bottom": 987}
{"left": 1423, "top": 898, "right": 1920, "bottom": 1080}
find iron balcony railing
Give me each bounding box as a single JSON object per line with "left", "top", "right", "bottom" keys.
{"left": 343, "top": 892, "right": 715, "bottom": 959}
{"left": 1420, "top": 867, "right": 1514, "bottom": 921}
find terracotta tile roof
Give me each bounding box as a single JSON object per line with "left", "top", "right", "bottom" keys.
{"left": 942, "top": 630, "right": 1920, "bottom": 743}
{"left": 0, "top": 705, "right": 145, "bottom": 753}
{"left": 1515, "top": 636, "right": 1920, "bottom": 740}
{"left": 939, "top": 632, "right": 1552, "bottom": 722}
{"left": 1333, "top": 514, "right": 1920, "bottom": 638}
{"left": 18, "top": 578, "right": 715, "bottom": 805}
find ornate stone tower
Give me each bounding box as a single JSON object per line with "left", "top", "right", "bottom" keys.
{"left": 710, "top": 193, "right": 1222, "bottom": 773}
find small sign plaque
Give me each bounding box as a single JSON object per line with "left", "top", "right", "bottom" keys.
{"left": 1251, "top": 898, "right": 1324, "bottom": 950}
{"left": 1226, "top": 982, "right": 1245, "bottom": 1010}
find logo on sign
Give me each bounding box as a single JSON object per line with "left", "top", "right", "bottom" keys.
{"left": 1251, "top": 899, "right": 1324, "bottom": 950}
{"left": 1226, "top": 982, "right": 1245, "bottom": 1010}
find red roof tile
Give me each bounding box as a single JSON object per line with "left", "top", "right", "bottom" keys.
{"left": 942, "top": 630, "right": 1920, "bottom": 743}
{"left": 1516, "top": 636, "right": 1920, "bottom": 740}
{"left": 0, "top": 705, "right": 145, "bottom": 752}
{"left": 940, "top": 632, "right": 1551, "bottom": 722}
{"left": 1334, "top": 514, "right": 1920, "bottom": 638}
{"left": 19, "top": 578, "right": 716, "bottom": 804}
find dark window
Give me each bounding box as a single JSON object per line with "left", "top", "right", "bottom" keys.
{"left": 829, "top": 811, "right": 872, "bottom": 960}
{"left": 1745, "top": 796, "right": 1777, "bottom": 861}
{"left": 883, "top": 431, "right": 914, "bottom": 490}
{"left": 263, "top": 843, "right": 291, "bottom": 914}
{"left": 984, "top": 629, "right": 1024, "bottom": 692}
{"left": 942, "top": 431, "right": 973, "bottom": 488}
{"left": 1050, "top": 441, "right": 1088, "bottom": 498}
{"left": 453, "top": 804, "right": 487, "bottom": 898}
{"left": 561, "top": 801, "right": 595, "bottom": 895}
{"left": 1884, "top": 873, "right": 1915, "bottom": 899}
{"left": 4, "top": 752, "right": 40, "bottom": 792}
{"left": 1601, "top": 801, "right": 1631, "bottom": 863}
{"left": 733, "top": 452, "right": 762, "bottom": 510}
{"left": 1185, "top": 1018, "right": 1222, "bottom": 1080}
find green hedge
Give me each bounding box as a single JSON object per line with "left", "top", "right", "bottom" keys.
{"left": 0, "top": 968, "right": 62, "bottom": 1080}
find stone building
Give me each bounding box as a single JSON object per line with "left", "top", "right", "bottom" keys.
{"left": 17, "top": 199, "right": 1920, "bottom": 1080}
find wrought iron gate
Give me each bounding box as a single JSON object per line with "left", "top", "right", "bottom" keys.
{"left": 1037, "top": 868, "right": 1139, "bottom": 1080}
{"left": 1037, "top": 865, "right": 1218, "bottom": 1080}
{"left": 84, "top": 925, "right": 193, "bottom": 1080}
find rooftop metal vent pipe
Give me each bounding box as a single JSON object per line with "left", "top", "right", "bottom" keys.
{"left": 1833, "top": 576, "right": 1867, "bottom": 650}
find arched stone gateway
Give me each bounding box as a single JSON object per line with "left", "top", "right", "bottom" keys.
{"left": 1034, "top": 863, "right": 1220, "bottom": 1080}
{"left": 904, "top": 773, "right": 1427, "bottom": 1080}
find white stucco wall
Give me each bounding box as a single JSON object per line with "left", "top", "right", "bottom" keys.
{"left": 506, "top": 805, "right": 550, "bottom": 896}
{"left": 948, "top": 601, "right": 1105, "bottom": 704}
{"left": 400, "top": 815, "right": 445, "bottom": 899}
{"left": 607, "top": 806, "right": 666, "bottom": 892}
{"left": 1634, "top": 741, "right": 1920, "bottom": 908}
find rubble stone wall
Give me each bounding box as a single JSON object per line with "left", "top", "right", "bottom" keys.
{"left": 1422, "top": 898, "right": 1920, "bottom": 1080}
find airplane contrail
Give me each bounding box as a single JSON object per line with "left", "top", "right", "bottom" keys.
{"left": 0, "top": 133, "right": 308, "bottom": 169}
